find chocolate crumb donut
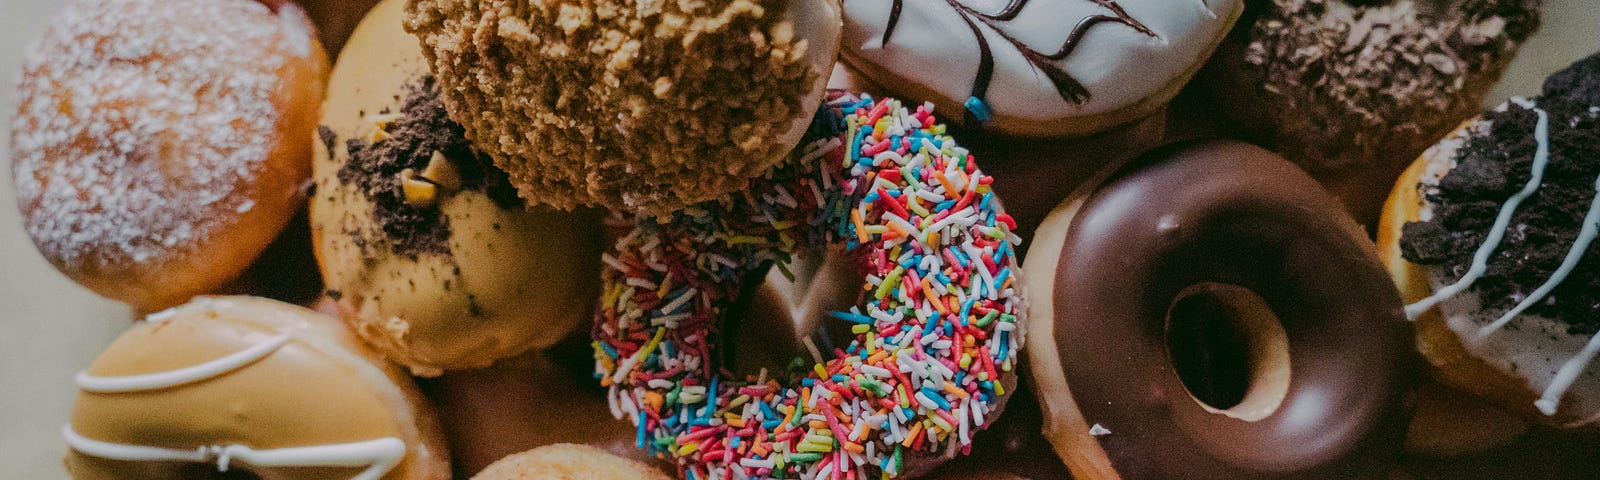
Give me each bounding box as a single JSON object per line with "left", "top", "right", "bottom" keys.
{"left": 1201, "top": 0, "right": 1543, "bottom": 224}
{"left": 1024, "top": 140, "right": 1416, "bottom": 479}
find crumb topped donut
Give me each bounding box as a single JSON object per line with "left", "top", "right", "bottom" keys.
{"left": 841, "top": 0, "right": 1243, "bottom": 137}
{"left": 1381, "top": 53, "right": 1600, "bottom": 425}
{"left": 63, "top": 296, "right": 450, "bottom": 480}
{"left": 1203, "top": 0, "right": 1542, "bottom": 223}
{"left": 403, "top": 0, "right": 842, "bottom": 215}
{"left": 9, "top": 0, "right": 328, "bottom": 311}
{"left": 1024, "top": 141, "right": 1415, "bottom": 479}
{"left": 313, "top": 0, "right": 603, "bottom": 376}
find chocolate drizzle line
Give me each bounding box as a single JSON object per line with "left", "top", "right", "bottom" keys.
{"left": 882, "top": 0, "right": 1157, "bottom": 124}
{"left": 333, "top": 77, "right": 521, "bottom": 259}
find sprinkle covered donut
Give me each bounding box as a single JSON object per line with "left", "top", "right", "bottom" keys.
{"left": 593, "top": 93, "right": 1025, "bottom": 479}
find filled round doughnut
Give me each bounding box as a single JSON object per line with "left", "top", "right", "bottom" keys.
{"left": 9, "top": 0, "right": 328, "bottom": 312}
{"left": 312, "top": 0, "right": 603, "bottom": 376}
{"left": 840, "top": 0, "right": 1243, "bottom": 138}
{"left": 1022, "top": 140, "right": 1415, "bottom": 479}
{"left": 592, "top": 93, "right": 1026, "bottom": 478}
{"left": 1379, "top": 53, "right": 1600, "bottom": 426}
{"left": 470, "top": 444, "right": 672, "bottom": 480}
{"left": 63, "top": 296, "right": 450, "bottom": 480}
{"left": 1200, "top": 0, "right": 1543, "bottom": 224}
{"left": 403, "top": 0, "right": 843, "bottom": 215}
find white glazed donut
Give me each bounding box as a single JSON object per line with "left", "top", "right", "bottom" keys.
{"left": 841, "top": 0, "right": 1243, "bottom": 137}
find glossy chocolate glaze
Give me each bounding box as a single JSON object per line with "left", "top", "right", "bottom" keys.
{"left": 1049, "top": 141, "right": 1416, "bottom": 478}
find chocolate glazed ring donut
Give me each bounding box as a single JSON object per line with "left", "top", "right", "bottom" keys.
{"left": 1022, "top": 140, "right": 1416, "bottom": 479}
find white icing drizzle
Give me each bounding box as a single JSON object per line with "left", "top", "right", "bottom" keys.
{"left": 75, "top": 333, "right": 291, "bottom": 392}
{"left": 1405, "top": 98, "right": 1551, "bottom": 320}
{"left": 63, "top": 425, "right": 406, "bottom": 480}
{"left": 1476, "top": 172, "right": 1600, "bottom": 340}
{"left": 1538, "top": 332, "right": 1600, "bottom": 416}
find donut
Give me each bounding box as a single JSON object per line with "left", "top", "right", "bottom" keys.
{"left": 840, "top": 0, "right": 1243, "bottom": 138}
{"left": 1022, "top": 140, "right": 1416, "bottom": 479}
{"left": 592, "top": 93, "right": 1026, "bottom": 478}
{"left": 403, "top": 0, "right": 843, "bottom": 215}
{"left": 1378, "top": 53, "right": 1600, "bottom": 426}
{"left": 63, "top": 296, "right": 450, "bottom": 480}
{"left": 1200, "top": 0, "right": 1543, "bottom": 225}
{"left": 426, "top": 292, "right": 804, "bottom": 477}
{"left": 9, "top": 0, "right": 328, "bottom": 312}
{"left": 470, "top": 444, "right": 673, "bottom": 480}
{"left": 311, "top": 0, "right": 603, "bottom": 376}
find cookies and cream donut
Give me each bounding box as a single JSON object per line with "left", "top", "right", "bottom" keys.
{"left": 63, "top": 296, "right": 450, "bottom": 480}
{"left": 840, "top": 0, "right": 1243, "bottom": 137}
{"left": 1024, "top": 140, "right": 1416, "bottom": 479}
{"left": 312, "top": 0, "right": 603, "bottom": 376}
{"left": 470, "top": 444, "right": 672, "bottom": 480}
{"left": 1202, "top": 0, "right": 1543, "bottom": 225}
{"left": 593, "top": 93, "right": 1026, "bottom": 478}
{"left": 10, "top": 0, "right": 327, "bottom": 312}
{"left": 404, "top": 0, "right": 843, "bottom": 215}
{"left": 1380, "top": 53, "right": 1600, "bottom": 426}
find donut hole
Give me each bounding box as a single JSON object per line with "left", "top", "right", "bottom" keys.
{"left": 1165, "top": 283, "right": 1291, "bottom": 422}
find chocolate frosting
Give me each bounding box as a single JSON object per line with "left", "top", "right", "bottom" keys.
{"left": 1049, "top": 141, "right": 1416, "bottom": 478}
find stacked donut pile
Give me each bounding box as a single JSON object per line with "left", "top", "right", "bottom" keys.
{"left": 12, "top": 0, "right": 1600, "bottom": 479}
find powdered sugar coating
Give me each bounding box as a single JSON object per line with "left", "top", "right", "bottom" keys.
{"left": 9, "top": 0, "right": 302, "bottom": 270}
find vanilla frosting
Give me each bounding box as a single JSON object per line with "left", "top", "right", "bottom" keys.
{"left": 842, "top": 0, "right": 1241, "bottom": 137}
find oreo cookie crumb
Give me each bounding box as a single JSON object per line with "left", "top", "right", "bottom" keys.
{"left": 1401, "top": 92, "right": 1600, "bottom": 334}
{"left": 1543, "top": 52, "right": 1600, "bottom": 106}
{"left": 332, "top": 77, "right": 521, "bottom": 258}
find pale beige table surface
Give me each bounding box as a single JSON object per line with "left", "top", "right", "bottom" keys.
{"left": 1, "top": 1, "right": 1597, "bottom": 478}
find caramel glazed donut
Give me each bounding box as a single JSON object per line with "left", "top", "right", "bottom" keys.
{"left": 9, "top": 0, "right": 327, "bottom": 312}
{"left": 312, "top": 0, "right": 602, "bottom": 376}
{"left": 1381, "top": 53, "right": 1600, "bottom": 425}
{"left": 593, "top": 93, "right": 1026, "bottom": 479}
{"left": 1023, "top": 141, "right": 1416, "bottom": 479}
{"left": 62, "top": 296, "right": 450, "bottom": 480}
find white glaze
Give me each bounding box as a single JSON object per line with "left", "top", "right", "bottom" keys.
{"left": 842, "top": 0, "right": 1241, "bottom": 136}
{"left": 64, "top": 425, "right": 406, "bottom": 480}
{"left": 75, "top": 333, "right": 291, "bottom": 392}
{"left": 1476, "top": 172, "right": 1600, "bottom": 339}
{"left": 1406, "top": 98, "right": 1550, "bottom": 320}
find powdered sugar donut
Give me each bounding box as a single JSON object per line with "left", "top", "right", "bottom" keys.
{"left": 593, "top": 93, "right": 1026, "bottom": 478}
{"left": 841, "top": 0, "right": 1243, "bottom": 137}
{"left": 10, "top": 0, "right": 328, "bottom": 311}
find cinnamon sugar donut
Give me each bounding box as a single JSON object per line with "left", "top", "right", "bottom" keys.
{"left": 403, "top": 0, "right": 843, "bottom": 215}
{"left": 63, "top": 296, "right": 450, "bottom": 480}
{"left": 9, "top": 0, "right": 328, "bottom": 312}
{"left": 1023, "top": 141, "right": 1415, "bottom": 479}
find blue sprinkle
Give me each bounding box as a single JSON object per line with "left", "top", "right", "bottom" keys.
{"left": 636, "top": 411, "right": 648, "bottom": 449}
{"left": 964, "top": 96, "right": 992, "bottom": 122}
{"left": 832, "top": 374, "right": 849, "bottom": 383}
{"left": 830, "top": 311, "right": 875, "bottom": 324}
{"left": 802, "top": 378, "right": 817, "bottom": 387}
{"left": 980, "top": 192, "right": 994, "bottom": 210}
{"left": 935, "top": 200, "right": 956, "bottom": 211}
{"left": 993, "top": 269, "right": 1011, "bottom": 289}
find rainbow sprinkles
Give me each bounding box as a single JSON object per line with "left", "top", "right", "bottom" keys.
{"left": 592, "top": 93, "right": 1026, "bottom": 479}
